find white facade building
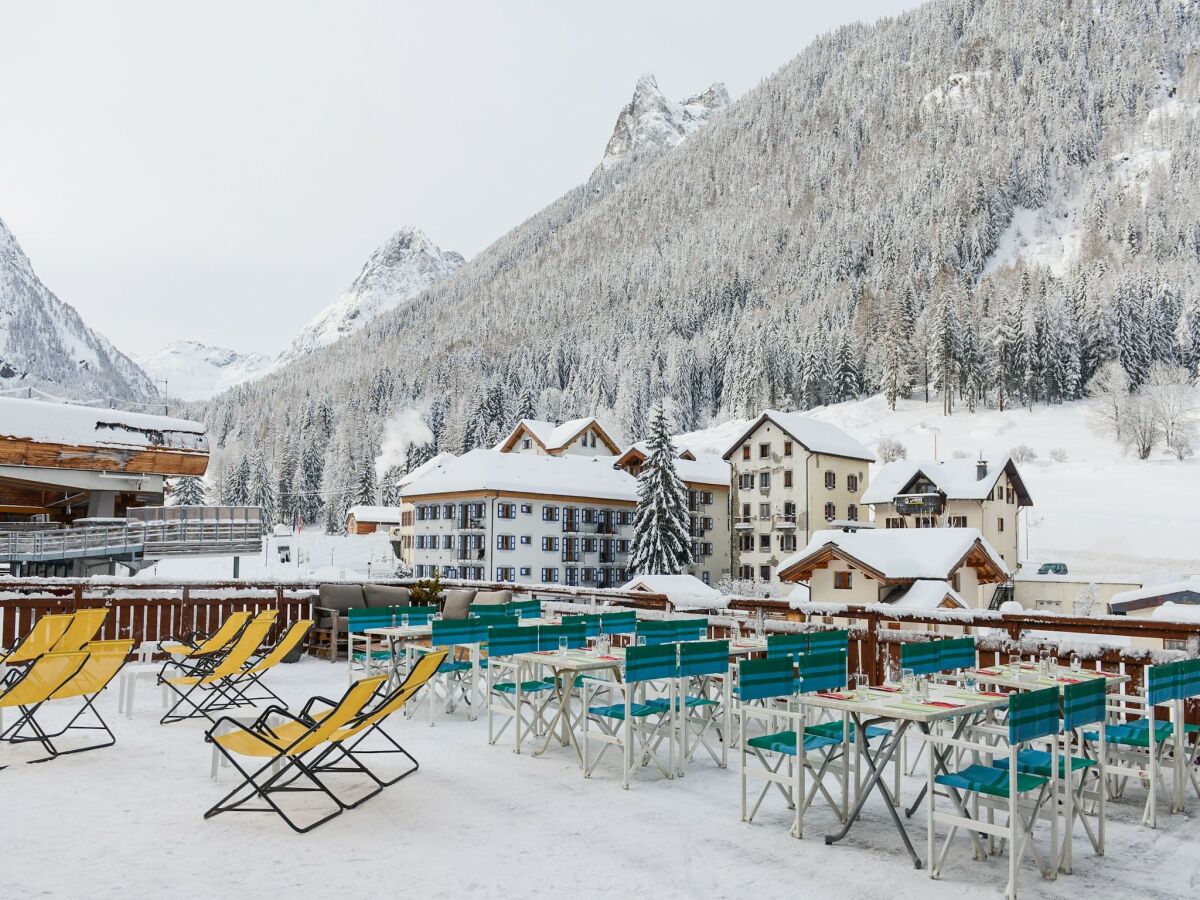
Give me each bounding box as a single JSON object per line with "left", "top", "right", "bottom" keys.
{"left": 401, "top": 449, "right": 637, "bottom": 588}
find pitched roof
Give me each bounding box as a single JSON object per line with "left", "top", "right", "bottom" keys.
{"left": 884, "top": 579, "right": 968, "bottom": 610}
{"left": 1108, "top": 580, "right": 1200, "bottom": 614}
{"left": 401, "top": 449, "right": 637, "bottom": 503}
{"left": 721, "top": 410, "right": 874, "bottom": 462}
{"left": 398, "top": 452, "right": 456, "bottom": 488}
{"left": 497, "top": 417, "right": 620, "bottom": 455}
{"left": 861, "top": 456, "right": 1032, "bottom": 506}
{"left": 619, "top": 574, "right": 723, "bottom": 609}
{"left": 614, "top": 442, "right": 728, "bottom": 487}
{"left": 777, "top": 527, "right": 1009, "bottom": 583}
{"left": 346, "top": 505, "right": 402, "bottom": 524}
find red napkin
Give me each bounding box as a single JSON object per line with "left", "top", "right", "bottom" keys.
{"left": 816, "top": 691, "right": 850, "bottom": 700}
{"left": 925, "top": 701, "right": 963, "bottom": 709}
{"left": 1056, "top": 677, "right": 1083, "bottom": 684}
{"left": 874, "top": 685, "right": 901, "bottom": 693}
{"left": 597, "top": 655, "right": 619, "bottom": 661}
{"left": 980, "top": 691, "right": 1008, "bottom": 698}
{"left": 973, "top": 669, "right": 1000, "bottom": 676}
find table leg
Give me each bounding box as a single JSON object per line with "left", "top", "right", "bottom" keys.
{"left": 825, "top": 717, "right": 923, "bottom": 869}
{"left": 905, "top": 715, "right": 973, "bottom": 818}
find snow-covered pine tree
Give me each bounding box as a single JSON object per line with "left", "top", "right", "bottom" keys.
{"left": 221, "top": 455, "right": 251, "bottom": 506}
{"left": 628, "top": 404, "right": 694, "bottom": 575}
{"left": 169, "top": 475, "right": 207, "bottom": 506}
{"left": 247, "top": 447, "right": 276, "bottom": 524}
{"left": 353, "top": 454, "right": 377, "bottom": 507}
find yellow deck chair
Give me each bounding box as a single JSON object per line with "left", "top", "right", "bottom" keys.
{"left": 205, "top": 675, "right": 386, "bottom": 833}
{"left": 160, "top": 617, "right": 275, "bottom": 724}
{"left": 238, "top": 619, "right": 314, "bottom": 705}
{"left": 300, "top": 648, "right": 451, "bottom": 796}
{"left": 0, "top": 650, "right": 89, "bottom": 761}
{"left": 50, "top": 608, "right": 110, "bottom": 652}
{"left": 159, "top": 610, "right": 253, "bottom": 659}
{"left": 1, "top": 614, "right": 74, "bottom": 666}
{"left": 4, "top": 639, "right": 133, "bottom": 760}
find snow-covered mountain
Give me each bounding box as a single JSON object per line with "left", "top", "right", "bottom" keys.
{"left": 133, "top": 340, "right": 272, "bottom": 401}
{"left": 596, "top": 73, "right": 729, "bottom": 173}
{"left": 274, "top": 226, "right": 463, "bottom": 369}
{"left": 0, "top": 216, "right": 155, "bottom": 401}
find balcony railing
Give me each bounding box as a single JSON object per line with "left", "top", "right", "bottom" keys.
{"left": 733, "top": 516, "right": 754, "bottom": 530}
{"left": 774, "top": 514, "right": 797, "bottom": 529}
{"left": 455, "top": 518, "right": 487, "bottom": 531}
{"left": 456, "top": 547, "right": 485, "bottom": 562}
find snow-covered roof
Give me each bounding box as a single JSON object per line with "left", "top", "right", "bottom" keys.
{"left": 722, "top": 410, "right": 874, "bottom": 462}
{"left": 615, "top": 442, "right": 728, "bottom": 487}
{"left": 401, "top": 449, "right": 637, "bottom": 503}
{"left": 1108, "top": 579, "right": 1200, "bottom": 613}
{"left": 778, "top": 527, "right": 1008, "bottom": 582}
{"left": 619, "top": 574, "right": 724, "bottom": 610}
{"left": 498, "top": 416, "right": 620, "bottom": 454}
{"left": 398, "top": 453, "right": 456, "bottom": 488}
{"left": 885, "top": 579, "right": 967, "bottom": 610}
{"left": 1150, "top": 601, "right": 1200, "bottom": 623}
{"left": 0, "top": 396, "right": 207, "bottom": 453}
{"left": 862, "top": 456, "right": 1030, "bottom": 505}
{"left": 346, "top": 505, "right": 402, "bottom": 524}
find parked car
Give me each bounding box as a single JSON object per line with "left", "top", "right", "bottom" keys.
{"left": 1037, "top": 562, "right": 1068, "bottom": 575}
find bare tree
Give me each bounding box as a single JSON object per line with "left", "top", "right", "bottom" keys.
{"left": 1086, "top": 360, "right": 1130, "bottom": 441}
{"left": 1121, "top": 392, "right": 1161, "bottom": 460}
{"left": 1143, "top": 362, "right": 1198, "bottom": 451}
{"left": 876, "top": 437, "right": 907, "bottom": 463}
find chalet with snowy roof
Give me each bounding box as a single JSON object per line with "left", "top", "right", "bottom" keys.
{"left": 345, "top": 505, "right": 402, "bottom": 535}
{"left": 862, "top": 456, "right": 1031, "bottom": 570}
{"left": 399, "top": 449, "right": 637, "bottom": 588}
{"left": 0, "top": 396, "right": 208, "bottom": 523}
{"left": 497, "top": 417, "right": 621, "bottom": 457}
{"left": 1108, "top": 581, "right": 1200, "bottom": 618}
{"left": 614, "top": 442, "right": 731, "bottom": 585}
{"left": 776, "top": 527, "right": 1009, "bottom": 609}
{"left": 722, "top": 410, "right": 874, "bottom": 587}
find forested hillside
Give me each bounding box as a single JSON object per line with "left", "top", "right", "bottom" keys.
{"left": 205, "top": 0, "right": 1200, "bottom": 530}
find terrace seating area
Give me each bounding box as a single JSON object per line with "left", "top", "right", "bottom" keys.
{"left": 2, "top": 581, "right": 1199, "bottom": 898}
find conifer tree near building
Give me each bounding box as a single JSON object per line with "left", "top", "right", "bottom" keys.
{"left": 629, "top": 404, "right": 694, "bottom": 575}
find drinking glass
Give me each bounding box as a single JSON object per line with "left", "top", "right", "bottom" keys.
{"left": 853, "top": 670, "right": 868, "bottom": 700}
{"left": 885, "top": 659, "right": 900, "bottom": 686}
{"left": 558, "top": 635, "right": 569, "bottom": 652}
{"left": 917, "top": 677, "right": 930, "bottom": 702}
{"left": 636, "top": 634, "right": 647, "bottom": 647}
{"left": 1039, "top": 648, "right": 1051, "bottom": 676}
{"left": 901, "top": 667, "right": 915, "bottom": 697}
{"left": 964, "top": 672, "right": 977, "bottom": 694}
{"left": 1070, "top": 653, "right": 1082, "bottom": 673}
{"left": 730, "top": 620, "right": 741, "bottom": 641}
{"left": 400, "top": 613, "right": 409, "bottom": 629}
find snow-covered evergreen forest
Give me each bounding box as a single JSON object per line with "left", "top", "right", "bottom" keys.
{"left": 201, "top": 0, "right": 1200, "bottom": 530}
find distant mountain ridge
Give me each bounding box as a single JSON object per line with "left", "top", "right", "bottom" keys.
{"left": 273, "top": 226, "right": 464, "bottom": 369}
{"left": 133, "top": 340, "right": 272, "bottom": 401}
{"left": 596, "top": 73, "right": 729, "bottom": 173}
{"left": 0, "top": 216, "right": 155, "bottom": 402}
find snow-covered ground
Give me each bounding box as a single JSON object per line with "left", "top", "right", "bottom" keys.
{"left": 681, "top": 395, "right": 1200, "bottom": 579}
{"left": 135, "top": 529, "right": 400, "bottom": 582}
{"left": 1, "top": 657, "right": 1195, "bottom": 899}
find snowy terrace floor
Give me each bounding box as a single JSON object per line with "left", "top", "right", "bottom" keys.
{"left": 2, "top": 658, "right": 1197, "bottom": 900}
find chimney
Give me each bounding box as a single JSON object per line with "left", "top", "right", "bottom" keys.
{"left": 976, "top": 458, "right": 988, "bottom": 481}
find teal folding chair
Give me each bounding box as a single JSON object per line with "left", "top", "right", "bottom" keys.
{"left": 808, "top": 629, "right": 850, "bottom": 656}
{"left": 901, "top": 640, "right": 943, "bottom": 677}
{"left": 928, "top": 686, "right": 1060, "bottom": 898}
{"left": 512, "top": 598, "right": 542, "bottom": 620}
{"left": 599, "top": 610, "right": 637, "bottom": 635}
{"left": 410, "top": 618, "right": 488, "bottom": 725}
{"left": 583, "top": 643, "right": 677, "bottom": 788}
{"left": 634, "top": 620, "right": 676, "bottom": 647}
{"left": 486, "top": 624, "right": 555, "bottom": 752}
{"left": 645, "top": 639, "right": 731, "bottom": 772}
{"left": 670, "top": 618, "right": 708, "bottom": 643}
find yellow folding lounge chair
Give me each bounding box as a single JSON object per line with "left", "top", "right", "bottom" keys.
{"left": 302, "top": 649, "right": 448, "bottom": 791}
{"left": 159, "top": 617, "right": 275, "bottom": 724}
{"left": 159, "top": 610, "right": 255, "bottom": 660}
{"left": 50, "top": 608, "right": 110, "bottom": 652}
{"left": 237, "top": 619, "right": 314, "bottom": 706}
{"left": 0, "top": 651, "right": 89, "bottom": 762}
{"left": 2, "top": 640, "right": 132, "bottom": 760}
{"left": 1, "top": 614, "right": 74, "bottom": 666}
{"left": 204, "top": 675, "right": 387, "bottom": 833}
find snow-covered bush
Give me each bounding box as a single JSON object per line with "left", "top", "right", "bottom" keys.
{"left": 1121, "top": 394, "right": 1161, "bottom": 460}
{"left": 1049, "top": 448, "right": 1068, "bottom": 463}
{"left": 877, "top": 438, "right": 907, "bottom": 463}
{"left": 1086, "top": 361, "right": 1130, "bottom": 440}
{"left": 1171, "top": 428, "right": 1194, "bottom": 461}
{"left": 951, "top": 449, "right": 969, "bottom": 459}
{"left": 1010, "top": 444, "right": 1037, "bottom": 463}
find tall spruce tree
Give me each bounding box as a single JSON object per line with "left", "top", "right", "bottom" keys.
{"left": 628, "top": 404, "right": 694, "bottom": 575}
{"left": 169, "top": 475, "right": 207, "bottom": 506}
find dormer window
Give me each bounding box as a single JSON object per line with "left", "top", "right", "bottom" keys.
{"left": 521, "top": 438, "right": 531, "bottom": 449}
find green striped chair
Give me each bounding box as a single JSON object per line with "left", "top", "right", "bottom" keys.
{"left": 1087, "top": 661, "right": 1189, "bottom": 828}
{"left": 670, "top": 618, "right": 708, "bottom": 643}
{"left": 468, "top": 603, "right": 518, "bottom": 623}
{"left": 766, "top": 633, "right": 808, "bottom": 660}
{"left": 998, "top": 678, "right": 1105, "bottom": 874}
{"left": 407, "top": 618, "right": 489, "bottom": 726}
{"left": 562, "top": 613, "right": 602, "bottom": 639}
{"left": 634, "top": 620, "right": 676, "bottom": 647}
{"left": 900, "top": 640, "right": 942, "bottom": 677}
{"left": 928, "top": 686, "right": 1060, "bottom": 897}
{"left": 807, "top": 628, "right": 849, "bottom": 656}
{"left": 938, "top": 637, "right": 977, "bottom": 673}
{"left": 485, "top": 624, "right": 555, "bottom": 753}
{"left": 645, "top": 639, "right": 731, "bottom": 772}
{"left": 346, "top": 606, "right": 410, "bottom": 681}
{"left": 599, "top": 610, "right": 637, "bottom": 635}
{"left": 736, "top": 656, "right": 843, "bottom": 839}
{"left": 512, "top": 598, "right": 542, "bottom": 620}
{"left": 583, "top": 644, "right": 677, "bottom": 788}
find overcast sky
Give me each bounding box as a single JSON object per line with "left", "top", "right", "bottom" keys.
{"left": 0, "top": 1, "right": 922, "bottom": 358}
